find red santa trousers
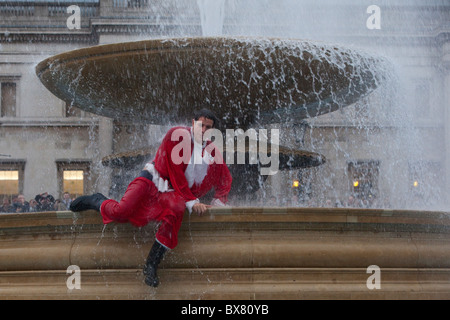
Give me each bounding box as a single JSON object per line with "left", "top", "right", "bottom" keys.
{"left": 99, "top": 177, "right": 186, "bottom": 249}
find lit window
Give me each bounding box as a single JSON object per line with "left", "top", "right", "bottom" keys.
{"left": 0, "top": 170, "right": 19, "bottom": 195}
{"left": 63, "top": 170, "right": 84, "bottom": 196}
{"left": 408, "top": 161, "right": 443, "bottom": 204}
{"left": 348, "top": 160, "right": 379, "bottom": 200}
{"left": 63, "top": 170, "right": 83, "bottom": 180}
{"left": 57, "top": 161, "right": 90, "bottom": 198}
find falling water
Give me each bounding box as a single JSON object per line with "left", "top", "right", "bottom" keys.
{"left": 197, "top": 0, "right": 226, "bottom": 36}
{"left": 190, "top": 0, "right": 447, "bottom": 211}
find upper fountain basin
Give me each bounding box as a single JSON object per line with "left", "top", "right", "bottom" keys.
{"left": 35, "top": 37, "right": 386, "bottom": 129}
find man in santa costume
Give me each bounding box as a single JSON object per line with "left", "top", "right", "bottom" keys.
{"left": 70, "top": 109, "right": 232, "bottom": 287}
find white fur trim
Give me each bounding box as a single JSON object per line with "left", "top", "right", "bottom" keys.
{"left": 155, "top": 238, "right": 170, "bottom": 250}
{"left": 144, "top": 163, "right": 173, "bottom": 193}
{"left": 185, "top": 140, "right": 212, "bottom": 188}
{"left": 186, "top": 198, "right": 200, "bottom": 214}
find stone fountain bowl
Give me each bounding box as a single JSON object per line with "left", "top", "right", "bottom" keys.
{"left": 101, "top": 143, "right": 325, "bottom": 198}
{"left": 35, "top": 37, "right": 386, "bottom": 129}
{"left": 101, "top": 143, "right": 325, "bottom": 169}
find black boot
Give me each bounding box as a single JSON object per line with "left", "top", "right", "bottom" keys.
{"left": 70, "top": 193, "right": 108, "bottom": 212}
{"left": 143, "top": 241, "right": 167, "bottom": 287}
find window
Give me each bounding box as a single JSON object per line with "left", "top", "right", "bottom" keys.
{"left": 408, "top": 161, "right": 443, "bottom": 206}
{"left": 0, "top": 170, "right": 19, "bottom": 198}
{"left": 63, "top": 170, "right": 84, "bottom": 196}
{"left": 348, "top": 160, "right": 380, "bottom": 200}
{"left": 1, "top": 82, "right": 17, "bottom": 117}
{"left": 56, "top": 161, "right": 91, "bottom": 199}
{"left": 0, "top": 161, "right": 25, "bottom": 201}
{"left": 290, "top": 169, "right": 313, "bottom": 203}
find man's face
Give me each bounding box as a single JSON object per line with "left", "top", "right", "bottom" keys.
{"left": 192, "top": 116, "right": 214, "bottom": 143}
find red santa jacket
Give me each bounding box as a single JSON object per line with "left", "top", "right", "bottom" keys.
{"left": 152, "top": 126, "right": 232, "bottom": 206}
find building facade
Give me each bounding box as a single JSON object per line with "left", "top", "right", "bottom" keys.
{"left": 0, "top": 0, "right": 449, "bottom": 210}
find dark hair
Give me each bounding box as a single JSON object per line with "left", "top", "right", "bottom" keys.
{"left": 193, "top": 108, "right": 218, "bottom": 128}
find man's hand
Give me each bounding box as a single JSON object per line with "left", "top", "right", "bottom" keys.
{"left": 192, "top": 203, "right": 211, "bottom": 216}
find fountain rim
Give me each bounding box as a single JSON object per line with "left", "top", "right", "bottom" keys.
{"left": 100, "top": 143, "right": 326, "bottom": 169}
{"left": 1, "top": 207, "right": 450, "bottom": 230}
{"left": 35, "top": 35, "right": 388, "bottom": 127}
{"left": 35, "top": 36, "right": 373, "bottom": 77}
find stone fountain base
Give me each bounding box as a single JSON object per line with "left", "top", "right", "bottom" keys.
{"left": 1, "top": 207, "right": 450, "bottom": 300}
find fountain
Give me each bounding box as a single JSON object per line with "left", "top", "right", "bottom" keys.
{"left": 35, "top": 36, "right": 383, "bottom": 197}
{"left": 35, "top": 37, "right": 382, "bottom": 128}
{"left": 1, "top": 0, "right": 449, "bottom": 300}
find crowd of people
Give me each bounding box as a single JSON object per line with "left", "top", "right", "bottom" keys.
{"left": 0, "top": 192, "right": 73, "bottom": 213}
{"left": 1, "top": 192, "right": 388, "bottom": 214}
